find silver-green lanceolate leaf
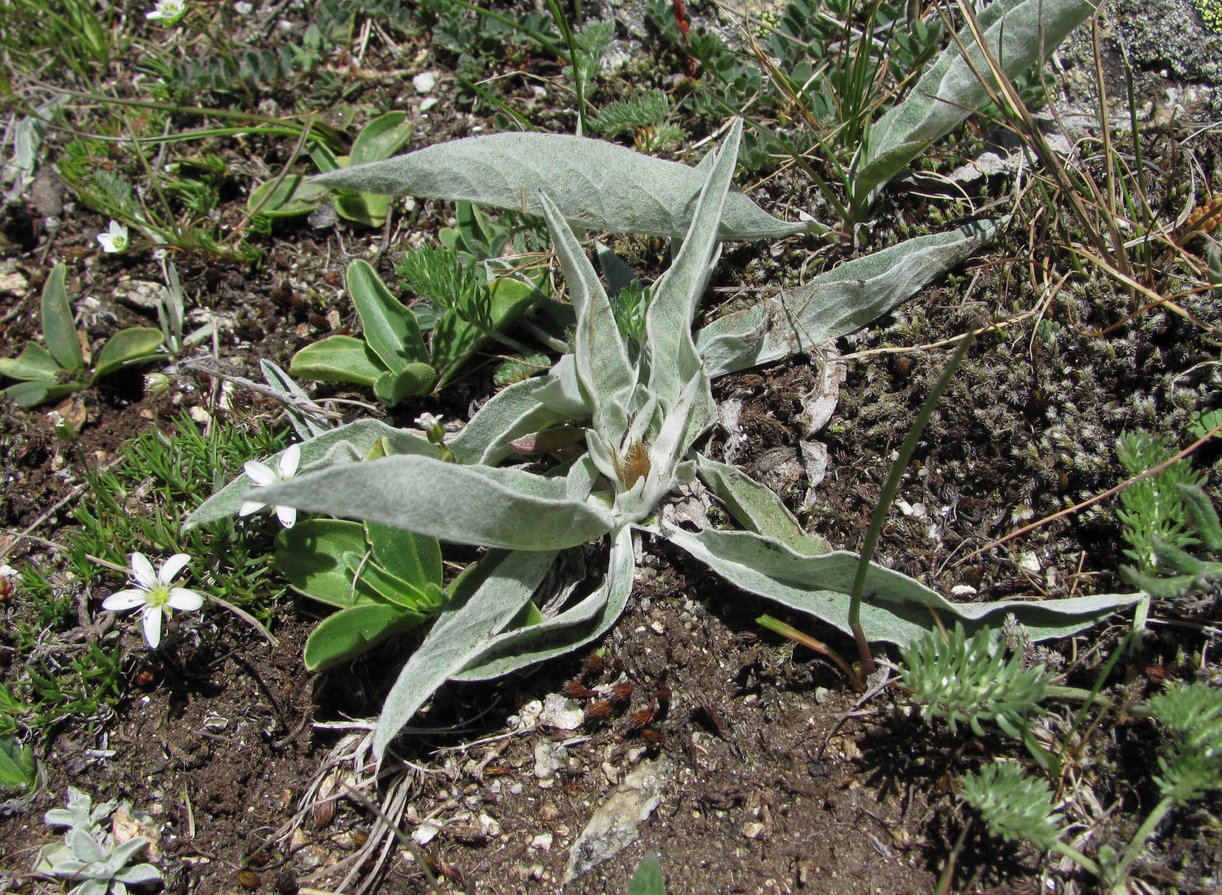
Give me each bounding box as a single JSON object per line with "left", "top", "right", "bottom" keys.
{"left": 857, "top": 0, "right": 1096, "bottom": 202}
{"left": 185, "top": 419, "right": 438, "bottom": 529}
{"left": 696, "top": 220, "right": 1001, "bottom": 377}
{"left": 373, "top": 548, "right": 558, "bottom": 759}
{"left": 666, "top": 527, "right": 1141, "bottom": 645}
{"left": 696, "top": 455, "right": 831, "bottom": 556}
{"left": 448, "top": 376, "right": 572, "bottom": 466}
{"left": 644, "top": 119, "right": 737, "bottom": 413}
{"left": 455, "top": 525, "right": 635, "bottom": 681}
{"left": 260, "top": 360, "right": 335, "bottom": 440}
{"left": 540, "top": 191, "right": 635, "bottom": 442}
{"left": 314, "top": 132, "right": 806, "bottom": 241}
{"left": 254, "top": 455, "right": 616, "bottom": 550}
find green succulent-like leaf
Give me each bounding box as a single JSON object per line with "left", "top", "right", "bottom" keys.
{"left": 431, "top": 276, "right": 540, "bottom": 389}
{"left": 314, "top": 131, "right": 805, "bottom": 241}
{"left": 275, "top": 519, "right": 384, "bottom": 609}
{"left": 246, "top": 174, "right": 329, "bottom": 218}
{"left": 348, "top": 111, "right": 413, "bottom": 165}
{"left": 90, "top": 327, "right": 164, "bottom": 381}
{"left": 304, "top": 603, "right": 431, "bottom": 671}
{"left": 335, "top": 191, "right": 389, "bottom": 227}
{"left": 290, "top": 335, "right": 386, "bottom": 387}
{"left": 373, "top": 364, "right": 436, "bottom": 405}
{"left": 0, "top": 341, "right": 70, "bottom": 383}
{"left": 696, "top": 220, "right": 1001, "bottom": 377}
{"left": 367, "top": 521, "right": 443, "bottom": 590}
{"left": 3, "top": 378, "right": 79, "bottom": 408}
{"left": 346, "top": 259, "right": 429, "bottom": 374}
{"left": 0, "top": 736, "right": 35, "bottom": 792}
{"left": 40, "top": 262, "right": 84, "bottom": 373}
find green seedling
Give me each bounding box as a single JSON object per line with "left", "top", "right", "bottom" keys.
{"left": 589, "top": 89, "right": 685, "bottom": 154}
{"left": 34, "top": 788, "right": 162, "bottom": 895}
{"left": 275, "top": 513, "right": 448, "bottom": 670}
{"left": 961, "top": 682, "right": 1222, "bottom": 894}
{"left": 248, "top": 111, "right": 413, "bottom": 228}
{"left": 290, "top": 260, "right": 438, "bottom": 405}
{"left": 903, "top": 622, "right": 1058, "bottom": 770}
{"left": 191, "top": 121, "right": 1138, "bottom": 761}
{"left": 1116, "top": 430, "right": 1205, "bottom": 574}
{"left": 627, "top": 853, "right": 667, "bottom": 895}
{"left": 288, "top": 258, "right": 539, "bottom": 403}
{"left": 1122, "top": 482, "right": 1222, "bottom": 599}
{"left": 0, "top": 263, "right": 164, "bottom": 408}
{"left": 153, "top": 257, "right": 215, "bottom": 355}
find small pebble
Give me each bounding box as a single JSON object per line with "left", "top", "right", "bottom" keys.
{"left": 412, "top": 71, "right": 437, "bottom": 93}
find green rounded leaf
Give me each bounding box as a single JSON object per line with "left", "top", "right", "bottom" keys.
{"left": 335, "top": 191, "right": 389, "bottom": 227}
{"left": 373, "top": 363, "right": 435, "bottom": 406}
{"left": 304, "top": 603, "right": 428, "bottom": 671}
{"left": 290, "top": 335, "right": 385, "bottom": 386}
{"left": 366, "top": 522, "right": 442, "bottom": 587}
{"left": 276, "top": 518, "right": 381, "bottom": 608}
{"left": 347, "top": 259, "right": 429, "bottom": 373}
{"left": 349, "top": 111, "right": 413, "bottom": 165}
{"left": 0, "top": 342, "right": 65, "bottom": 382}
{"left": 247, "top": 174, "right": 328, "bottom": 218}
{"left": 91, "top": 327, "right": 164, "bottom": 381}
{"left": 3, "top": 380, "right": 78, "bottom": 408}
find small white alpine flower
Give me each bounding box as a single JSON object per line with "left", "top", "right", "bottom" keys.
{"left": 146, "top": 0, "right": 186, "bottom": 23}
{"left": 239, "top": 443, "right": 301, "bottom": 528}
{"left": 103, "top": 552, "right": 203, "bottom": 649}
{"left": 96, "top": 220, "right": 129, "bottom": 254}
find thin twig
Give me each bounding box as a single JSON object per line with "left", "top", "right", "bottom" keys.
{"left": 179, "top": 356, "right": 351, "bottom": 419}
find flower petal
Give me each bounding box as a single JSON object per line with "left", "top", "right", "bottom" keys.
{"left": 278, "top": 443, "right": 301, "bottom": 477}
{"left": 243, "top": 460, "right": 275, "bottom": 485}
{"left": 275, "top": 505, "right": 297, "bottom": 528}
{"left": 238, "top": 500, "right": 265, "bottom": 517}
{"left": 103, "top": 589, "right": 148, "bottom": 611}
{"left": 159, "top": 553, "right": 191, "bottom": 584}
{"left": 130, "top": 553, "right": 157, "bottom": 589}
{"left": 168, "top": 588, "right": 204, "bottom": 611}
{"left": 141, "top": 607, "right": 163, "bottom": 649}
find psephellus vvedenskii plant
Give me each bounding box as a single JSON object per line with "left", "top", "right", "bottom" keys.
{"left": 187, "top": 120, "right": 1141, "bottom": 760}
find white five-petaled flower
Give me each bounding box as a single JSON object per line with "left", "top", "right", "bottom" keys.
{"left": 146, "top": 0, "right": 186, "bottom": 23}
{"left": 96, "top": 220, "right": 129, "bottom": 254}
{"left": 239, "top": 443, "right": 301, "bottom": 528}
{"left": 103, "top": 552, "right": 204, "bottom": 649}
